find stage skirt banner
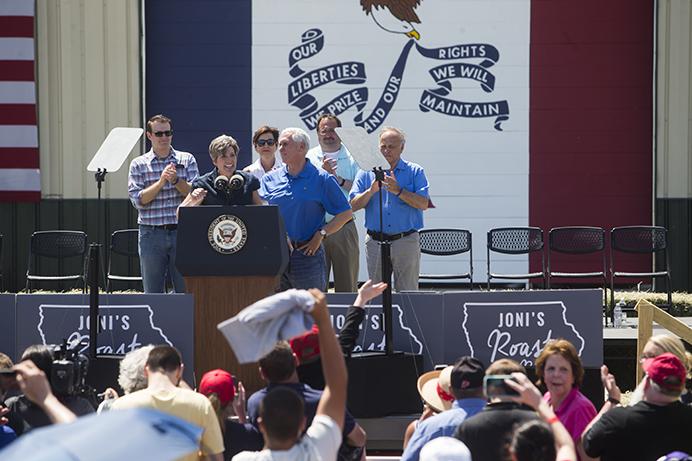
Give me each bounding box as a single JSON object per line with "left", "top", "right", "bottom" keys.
{"left": 11, "top": 294, "right": 194, "bottom": 383}
{"left": 3, "top": 290, "right": 601, "bottom": 376}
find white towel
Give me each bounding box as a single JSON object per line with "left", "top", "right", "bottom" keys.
{"left": 217, "top": 289, "right": 316, "bottom": 364}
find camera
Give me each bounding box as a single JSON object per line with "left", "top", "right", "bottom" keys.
{"left": 50, "top": 340, "right": 90, "bottom": 397}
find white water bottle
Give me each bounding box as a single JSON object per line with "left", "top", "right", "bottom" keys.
{"left": 613, "top": 300, "right": 624, "bottom": 328}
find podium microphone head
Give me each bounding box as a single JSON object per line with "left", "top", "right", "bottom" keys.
{"left": 214, "top": 175, "right": 229, "bottom": 192}
{"left": 229, "top": 173, "right": 245, "bottom": 191}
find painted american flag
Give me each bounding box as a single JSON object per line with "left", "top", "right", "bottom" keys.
{"left": 0, "top": 0, "right": 39, "bottom": 202}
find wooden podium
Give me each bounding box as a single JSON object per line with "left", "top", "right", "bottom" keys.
{"left": 177, "top": 205, "right": 288, "bottom": 393}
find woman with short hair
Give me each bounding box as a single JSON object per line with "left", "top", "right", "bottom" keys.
{"left": 243, "top": 125, "right": 282, "bottom": 180}
{"left": 535, "top": 339, "right": 596, "bottom": 459}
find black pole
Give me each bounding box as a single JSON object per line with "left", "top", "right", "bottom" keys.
{"left": 94, "top": 169, "right": 107, "bottom": 247}
{"left": 373, "top": 167, "right": 394, "bottom": 356}
{"left": 88, "top": 243, "right": 101, "bottom": 359}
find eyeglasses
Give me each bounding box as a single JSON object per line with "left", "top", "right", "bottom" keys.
{"left": 153, "top": 130, "right": 173, "bottom": 137}
{"left": 256, "top": 139, "right": 276, "bottom": 146}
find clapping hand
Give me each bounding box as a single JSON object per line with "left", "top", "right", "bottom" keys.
{"left": 162, "top": 163, "right": 178, "bottom": 184}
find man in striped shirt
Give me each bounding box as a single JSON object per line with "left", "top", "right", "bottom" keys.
{"left": 128, "top": 114, "right": 199, "bottom": 293}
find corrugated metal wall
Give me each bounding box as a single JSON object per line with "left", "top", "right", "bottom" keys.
{"left": 0, "top": 1, "right": 143, "bottom": 292}
{"left": 655, "top": 0, "right": 692, "bottom": 290}
{"left": 36, "top": 0, "right": 142, "bottom": 199}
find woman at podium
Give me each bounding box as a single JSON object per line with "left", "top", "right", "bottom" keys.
{"left": 179, "top": 134, "right": 263, "bottom": 208}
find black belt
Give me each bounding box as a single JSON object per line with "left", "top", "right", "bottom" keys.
{"left": 367, "top": 229, "right": 416, "bottom": 242}
{"left": 141, "top": 224, "right": 178, "bottom": 231}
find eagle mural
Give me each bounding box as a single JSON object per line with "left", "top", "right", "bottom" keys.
{"left": 361, "top": 0, "right": 422, "bottom": 40}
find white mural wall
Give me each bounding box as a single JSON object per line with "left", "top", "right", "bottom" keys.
{"left": 252, "top": 0, "right": 531, "bottom": 283}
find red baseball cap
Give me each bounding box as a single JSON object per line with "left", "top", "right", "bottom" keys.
{"left": 290, "top": 324, "right": 321, "bottom": 365}
{"left": 199, "top": 369, "right": 235, "bottom": 406}
{"left": 642, "top": 352, "right": 686, "bottom": 392}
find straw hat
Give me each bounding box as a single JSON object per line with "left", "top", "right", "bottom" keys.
{"left": 417, "top": 365, "right": 455, "bottom": 413}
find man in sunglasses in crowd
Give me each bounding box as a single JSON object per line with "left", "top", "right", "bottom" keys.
{"left": 306, "top": 114, "right": 360, "bottom": 293}
{"left": 128, "top": 114, "right": 199, "bottom": 293}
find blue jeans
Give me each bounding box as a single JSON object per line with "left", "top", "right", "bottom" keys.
{"left": 280, "top": 245, "right": 327, "bottom": 291}
{"left": 138, "top": 225, "right": 186, "bottom": 293}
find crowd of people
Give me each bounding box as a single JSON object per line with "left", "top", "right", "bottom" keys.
{"left": 128, "top": 113, "right": 430, "bottom": 295}
{"left": 1, "top": 283, "right": 691, "bottom": 460}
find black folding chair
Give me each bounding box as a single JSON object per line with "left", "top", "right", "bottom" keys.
{"left": 106, "top": 229, "right": 143, "bottom": 292}
{"left": 418, "top": 229, "right": 473, "bottom": 287}
{"left": 610, "top": 226, "right": 672, "bottom": 311}
{"left": 487, "top": 227, "right": 546, "bottom": 289}
{"left": 547, "top": 226, "right": 607, "bottom": 302}
{"left": 25, "top": 231, "right": 88, "bottom": 292}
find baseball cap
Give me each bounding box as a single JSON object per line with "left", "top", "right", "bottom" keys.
{"left": 290, "top": 324, "right": 321, "bottom": 365}
{"left": 642, "top": 352, "right": 686, "bottom": 392}
{"left": 450, "top": 356, "right": 485, "bottom": 391}
{"left": 199, "top": 369, "right": 235, "bottom": 406}
{"left": 420, "top": 436, "right": 472, "bottom": 461}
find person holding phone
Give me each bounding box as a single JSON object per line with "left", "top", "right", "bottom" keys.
{"left": 454, "top": 359, "right": 540, "bottom": 461}
{"left": 505, "top": 372, "right": 578, "bottom": 461}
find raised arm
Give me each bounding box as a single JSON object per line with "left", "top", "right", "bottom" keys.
{"left": 506, "top": 372, "right": 577, "bottom": 461}
{"left": 309, "top": 289, "right": 347, "bottom": 430}
{"left": 339, "top": 280, "right": 388, "bottom": 355}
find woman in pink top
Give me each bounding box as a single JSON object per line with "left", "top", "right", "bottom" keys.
{"left": 536, "top": 339, "right": 597, "bottom": 460}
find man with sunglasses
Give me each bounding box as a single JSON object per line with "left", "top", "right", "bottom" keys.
{"left": 306, "top": 114, "right": 360, "bottom": 293}
{"left": 128, "top": 114, "right": 199, "bottom": 293}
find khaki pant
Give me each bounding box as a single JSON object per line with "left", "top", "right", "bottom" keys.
{"left": 365, "top": 231, "right": 420, "bottom": 292}
{"left": 324, "top": 219, "right": 359, "bottom": 292}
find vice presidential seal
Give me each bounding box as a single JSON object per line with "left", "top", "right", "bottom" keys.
{"left": 208, "top": 215, "right": 247, "bottom": 254}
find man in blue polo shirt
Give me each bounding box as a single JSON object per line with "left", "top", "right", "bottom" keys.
{"left": 350, "top": 126, "right": 429, "bottom": 291}
{"left": 260, "top": 127, "right": 352, "bottom": 290}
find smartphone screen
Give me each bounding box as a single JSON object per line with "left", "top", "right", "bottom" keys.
{"left": 483, "top": 374, "right": 519, "bottom": 398}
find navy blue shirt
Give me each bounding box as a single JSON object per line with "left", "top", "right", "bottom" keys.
{"left": 191, "top": 169, "right": 259, "bottom": 206}
{"left": 247, "top": 382, "right": 356, "bottom": 437}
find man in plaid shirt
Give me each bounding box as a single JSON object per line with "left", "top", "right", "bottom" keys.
{"left": 128, "top": 114, "right": 199, "bottom": 293}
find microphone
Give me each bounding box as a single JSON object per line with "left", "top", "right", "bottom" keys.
{"left": 214, "top": 175, "right": 229, "bottom": 192}
{"left": 229, "top": 173, "right": 245, "bottom": 191}
{"left": 214, "top": 173, "right": 245, "bottom": 193}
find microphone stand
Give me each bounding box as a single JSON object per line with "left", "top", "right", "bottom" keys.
{"left": 373, "top": 167, "right": 394, "bottom": 356}
{"left": 88, "top": 168, "right": 107, "bottom": 359}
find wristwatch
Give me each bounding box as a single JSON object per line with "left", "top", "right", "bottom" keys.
{"left": 319, "top": 229, "right": 327, "bottom": 239}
